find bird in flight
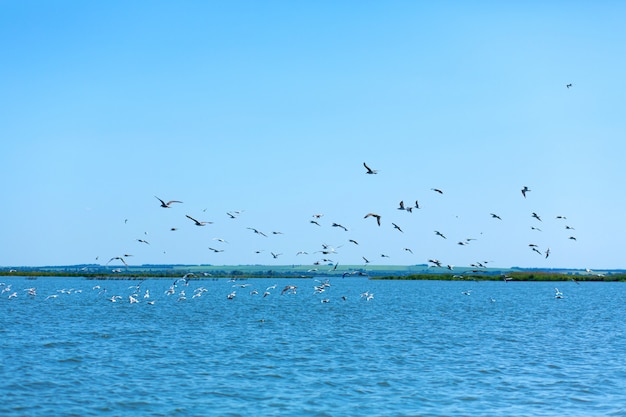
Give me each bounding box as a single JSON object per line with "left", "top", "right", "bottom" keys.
{"left": 155, "top": 196, "right": 183, "bottom": 208}
{"left": 107, "top": 256, "right": 128, "bottom": 266}
{"left": 434, "top": 230, "right": 446, "bottom": 239}
{"left": 431, "top": 188, "right": 443, "bottom": 194}
{"left": 363, "top": 162, "right": 378, "bottom": 174}
{"left": 186, "top": 214, "right": 213, "bottom": 226}
{"left": 392, "top": 223, "right": 403, "bottom": 233}
{"left": 136, "top": 239, "right": 150, "bottom": 245}
{"left": 490, "top": 213, "right": 502, "bottom": 220}
{"left": 397, "top": 201, "right": 406, "bottom": 210}
{"left": 208, "top": 247, "right": 224, "bottom": 253}
{"left": 566, "top": 83, "right": 573, "bottom": 88}
{"left": 332, "top": 222, "right": 348, "bottom": 231}
{"left": 364, "top": 213, "right": 381, "bottom": 226}
{"left": 531, "top": 212, "right": 542, "bottom": 222}
{"left": 247, "top": 227, "right": 268, "bottom": 237}
{"left": 521, "top": 186, "right": 531, "bottom": 198}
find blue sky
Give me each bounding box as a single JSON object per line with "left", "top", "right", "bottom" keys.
{"left": 1, "top": 1, "right": 625, "bottom": 269}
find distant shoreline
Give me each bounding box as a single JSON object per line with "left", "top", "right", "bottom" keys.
{"left": 1, "top": 266, "right": 624, "bottom": 282}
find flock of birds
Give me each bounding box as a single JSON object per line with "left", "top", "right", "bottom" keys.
{"left": 95, "top": 160, "right": 581, "bottom": 276}
{"left": 0, "top": 276, "right": 379, "bottom": 305}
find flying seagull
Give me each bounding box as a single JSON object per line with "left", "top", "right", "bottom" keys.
{"left": 247, "top": 227, "right": 268, "bottom": 237}
{"left": 431, "top": 188, "right": 443, "bottom": 194}
{"left": 332, "top": 222, "right": 348, "bottom": 231}
{"left": 107, "top": 256, "right": 128, "bottom": 266}
{"left": 155, "top": 196, "right": 183, "bottom": 208}
{"left": 364, "top": 213, "right": 381, "bottom": 226}
{"left": 490, "top": 213, "right": 502, "bottom": 220}
{"left": 531, "top": 212, "right": 542, "bottom": 222}
{"left": 521, "top": 186, "right": 530, "bottom": 198}
{"left": 434, "top": 230, "right": 446, "bottom": 239}
{"left": 185, "top": 214, "right": 213, "bottom": 226}
{"left": 392, "top": 223, "right": 403, "bottom": 233}
{"left": 363, "top": 162, "right": 378, "bottom": 174}
{"left": 566, "top": 83, "right": 573, "bottom": 88}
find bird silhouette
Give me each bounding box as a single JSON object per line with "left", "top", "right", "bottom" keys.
{"left": 363, "top": 162, "right": 378, "bottom": 174}
{"left": 155, "top": 196, "right": 183, "bottom": 208}
{"left": 186, "top": 215, "right": 212, "bottom": 226}
{"left": 364, "top": 213, "right": 381, "bottom": 226}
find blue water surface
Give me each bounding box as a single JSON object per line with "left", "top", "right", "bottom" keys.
{"left": 1, "top": 276, "right": 625, "bottom": 416}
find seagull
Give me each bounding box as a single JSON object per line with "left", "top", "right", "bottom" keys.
{"left": 566, "top": 83, "right": 573, "bottom": 89}
{"left": 332, "top": 222, "right": 348, "bottom": 231}
{"left": 521, "top": 186, "right": 530, "bottom": 198}
{"left": 431, "top": 188, "right": 443, "bottom": 194}
{"left": 136, "top": 239, "right": 150, "bottom": 244}
{"left": 208, "top": 247, "right": 224, "bottom": 253}
{"left": 397, "top": 201, "right": 406, "bottom": 210}
{"left": 281, "top": 285, "right": 297, "bottom": 295}
{"left": 364, "top": 213, "right": 381, "bottom": 226}
{"left": 490, "top": 213, "right": 502, "bottom": 220}
{"left": 569, "top": 236, "right": 577, "bottom": 241}
{"left": 349, "top": 239, "right": 359, "bottom": 245}
{"left": 392, "top": 223, "right": 403, "bottom": 233}
{"left": 414, "top": 200, "right": 420, "bottom": 209}
{"left": 362, "top": 256, "right": 370, "bottom": 264}
{"left": 107, "top": 256, "right": 128, "bottom": 266}
{"left": 186, "top": 215, "right": 212, "bottom": 226}
{"left": 363, "top": 162, "right": 378, "bottom": 174}
{"left": 270, "top": 252, "right": 282, "bottom": 259}
{"left": 155, "top": 196, "right": 183, "bottom": 208}
{"left": 428, "top": 259, "right": 442, "bottom": 267}
{"left": 213, "top": 238, "right": 229, "bottom": 243}
{"left": 531, "top": 212, "right": 542, "bottom": 222}
{"left": 247, "top": 227, "right": 267, "bottom": 237}
{"left": 403, "top": 248, "right": 413, "bottom": 254}
{"left": 555, "top": 288, "right": 563, "bottom": 298}
{"left": 565, "top": 225, "right": 575, "bottom": 230}
{"left": 545, "top": 248, "right": 551, "bottom": 258}
{"left": 310, "top": 220, "right": 321, "bottom": 226}
{"left": 434, "top": 230, "right": 446, "bottom": 239}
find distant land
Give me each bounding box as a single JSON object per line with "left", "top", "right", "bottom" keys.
{"left": 1, "top": 264, "right": 625, "bottom": 281}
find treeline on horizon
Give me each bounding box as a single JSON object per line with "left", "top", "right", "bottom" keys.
{"left": 1, "top": 266, "right": 625, "bottom": 282}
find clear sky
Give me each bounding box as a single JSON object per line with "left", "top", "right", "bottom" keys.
{"left": 1, "top": 1, "right": 625, "bottom": 269}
